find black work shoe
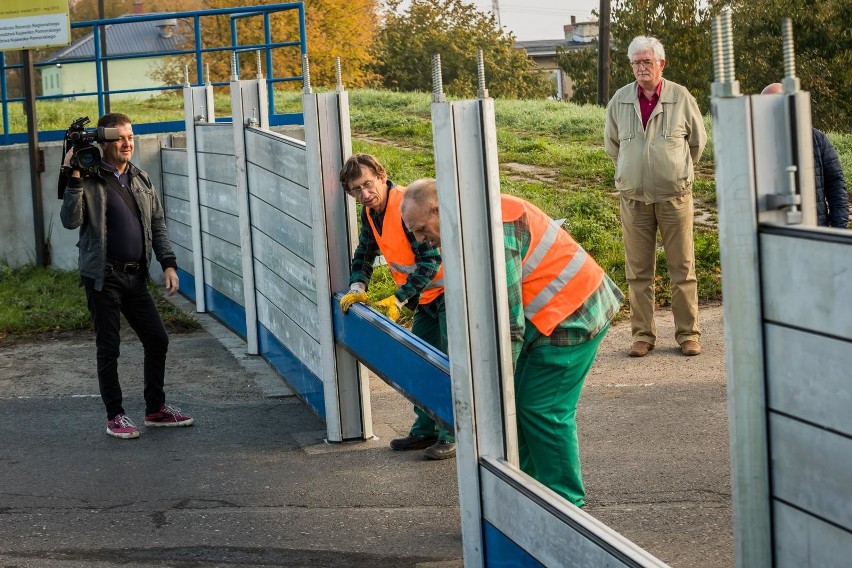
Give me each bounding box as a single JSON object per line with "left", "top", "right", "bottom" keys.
{"left": 423, "top": 440, "right": 456, "bottom": 460}
{"left": 390, "top": 434, "right": 438, "bottom": 451}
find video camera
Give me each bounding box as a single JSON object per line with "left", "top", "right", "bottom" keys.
{"left": 58, "top": 116, "right": 120, "bottom": 198}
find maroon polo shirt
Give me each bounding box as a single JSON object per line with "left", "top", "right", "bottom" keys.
{"left": 638, "top": 80, "right": 663, "bottom": 129}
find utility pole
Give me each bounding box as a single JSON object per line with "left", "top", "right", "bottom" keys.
{"left": 491, "top": 0, "right": 502, "bottom": 28}
{"left": 22, "top": 50, "right": 49, "bottom": 267}
{"left": 597, "top": 0, "right": 611, "bottom": 106}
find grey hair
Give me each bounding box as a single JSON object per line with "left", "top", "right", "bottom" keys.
{"left": 627, "top": 36, "right": 665, "bottom": 61}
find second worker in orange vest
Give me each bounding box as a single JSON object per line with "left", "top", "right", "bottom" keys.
{"left": 338, "top": 154, "right": 455, "bottom": 460}
{"left": 401, "top": 179, "right": 623, "bottom": 506}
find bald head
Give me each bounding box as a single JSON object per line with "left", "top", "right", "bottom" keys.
{"left": 401, "top": 178, "right": 442, "bottom": 248}
{"left": 761, "top": 83, "right": 784, "bottom": 95}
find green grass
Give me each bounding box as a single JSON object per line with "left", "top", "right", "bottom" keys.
{"left": 0, "top": 265, "right": 199, "bottom": 342}
{"left": 5, "top": 89, "right": 851, "bottom": 336}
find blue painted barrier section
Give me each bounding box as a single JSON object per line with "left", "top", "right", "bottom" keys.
{"left": 258, "top": 323, "right": 325, "bottom": 418}
{"left": 483, "top": 521, "right": 545, "bottom": 568}
{"left": 204, "top": 285, "right": 247, "bottom": 339}
{"left": 176, "top": 268, "right": 196, "bottom": 303}
{"left": 332, "top": 293, "right": 454, "bottom": 431}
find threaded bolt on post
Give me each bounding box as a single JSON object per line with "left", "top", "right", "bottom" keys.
{"left": 781, "top": 18, "right": 800, "bottom": 93}
{"left": 720, "top": 7, "right": 735, "bottom": 84}
{"left": 230, "top": 53, "right": 238, "bottom": 81}
{"left": 782, "top": 18, "right": 796, "bottom": 79}
{"left": 477, "top": 50, "right": 489, "bottom": 99}
{"left": 711, "top": 17, "right": 724, "bottom": 84}
{"left": 432, "top": 54, "right": 446, "bottom": 102}
{"left": 256, "top": 50, "right": 263, "bottom": 80}
{"left": 710, "top": 7, "right": 740, "bottom": 98}
{"left": 302, "top": 54, "right": 312, "bottom": 94}
{"left": 335, "top": 56, "right": 344, "bottom": 92}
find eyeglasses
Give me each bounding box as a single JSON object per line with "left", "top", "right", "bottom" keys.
{"left": 630, "top": 59, "right": 657, "bottom": 68}
{"left": 345, "top": 178, "right": 377, "bottom": 196}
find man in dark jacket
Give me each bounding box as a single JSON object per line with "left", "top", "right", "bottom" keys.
{"left": 812, "top": 128, "right": 849, "bottom": 228}
{"left": 61, "top": 112, "right": 194, "bottom": 439}
{"left": 762, "top": 83, "right": 849, "bottom": 228}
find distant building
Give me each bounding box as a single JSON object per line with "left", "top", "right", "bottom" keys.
{"left": 515, "top": 16, "right": 598, "bottom": 100}
{"left": 40, "top": 11, "right": 187, "bottom": 101}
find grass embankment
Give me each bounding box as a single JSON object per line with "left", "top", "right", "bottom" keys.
{"left": 0, "top": 266, "right": 198, "bottom": 342}
{"left": 3, "top": 89, "right": 851, "bottom": 337}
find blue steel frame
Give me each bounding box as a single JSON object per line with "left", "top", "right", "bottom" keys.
{"left": 0, "top": 3, "right": 307, "bottom": 146}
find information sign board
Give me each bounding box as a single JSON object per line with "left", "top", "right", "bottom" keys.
{"left": 0, "top": 0, "right": 71, "bottom": 52}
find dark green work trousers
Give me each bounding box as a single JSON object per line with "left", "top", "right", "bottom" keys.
{"left": 514, "top": 324, "right": 609, "bottom": 507}
{"left": 408, "top": 295, "right": 455, "bottom": 443}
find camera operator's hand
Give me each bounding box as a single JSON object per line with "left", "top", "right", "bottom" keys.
{"left": 164, "top": 267, "right": 179, "bottom": 296}
{"left": 62, "top": 149, "right": 81, "bottom": 178}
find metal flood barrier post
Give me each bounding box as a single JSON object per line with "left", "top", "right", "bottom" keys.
{"left": 712, "top": 11, "right": 852, "bottom": 567}
{"left": 302, "top": 55, "right": 371, "bottom": 442}
{"left": 230, "top": 52, "right": 268, "bottom": 355}
{"left": 181, "top": 68, "right": 215, "bottom": 312}
{"left": 430, "top": 52, "right": 668, "bottom": 567}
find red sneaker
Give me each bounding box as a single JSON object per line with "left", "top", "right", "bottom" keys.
{"left": 144, "top": 404, "right": 194, "bottom": 427}
{"left": 106, "top": 414, "right": 140, "bottom": 439}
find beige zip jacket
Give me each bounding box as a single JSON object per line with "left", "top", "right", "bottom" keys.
{"left": 604, "top": 79, "right": 707, "bottom": 204}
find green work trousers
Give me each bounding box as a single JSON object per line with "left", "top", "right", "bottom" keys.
{"left": 408, "top": 296, "right": 455, "bottom": 443}
{"left": 514, "top": 325, "right": 609, "bottom": 507}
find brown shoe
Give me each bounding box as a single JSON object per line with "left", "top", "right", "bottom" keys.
{"left": 680, "top": 340, "right": 702, "bottom": 356}
{"left": 629, "top": 341, "right": 654, "bottom": 357}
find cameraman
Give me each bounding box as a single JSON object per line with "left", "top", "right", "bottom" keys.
{"left": 60, "top": 112, "right": 193, "bottom": 439}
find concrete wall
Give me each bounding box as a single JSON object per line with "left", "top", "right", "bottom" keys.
{"left": 1, "top": 133, "right": 171, "bottom": 275}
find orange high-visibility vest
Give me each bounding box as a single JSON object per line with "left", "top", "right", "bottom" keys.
{"left": 367, "top": 186, "right": 445, "bottom": 305}
{"left": 502, "top": 195, "right": 605, "bottom": 336}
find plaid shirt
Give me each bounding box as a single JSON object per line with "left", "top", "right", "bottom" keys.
{"left": 349, "top": 182, "right": 442, "bottom": 305}
{"left": 504, "top": 215, "right": 624, "bottom": 362}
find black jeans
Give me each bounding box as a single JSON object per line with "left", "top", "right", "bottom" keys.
{"left": 84, "top": 267, "right": 169, "bottom": 419}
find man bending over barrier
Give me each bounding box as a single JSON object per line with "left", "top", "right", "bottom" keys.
{"left": 401, "top": 179, "right": 623, "bottom": 505}
{"left": 337, "top": 155, "right": 455, "bottom": 460}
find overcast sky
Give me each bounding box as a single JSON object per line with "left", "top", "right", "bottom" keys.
{"left": 468, "top": 0, "right": 600, "bottom": 41}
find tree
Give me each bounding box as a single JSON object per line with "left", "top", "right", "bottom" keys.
{"left": 372, "top": 0, "right": 551, "bottom": 99}
{"left": 68, "top": 0, "right": 379, "bottom": 91}
{"left": 730, "top": 0, "right": 852, "bottom": 132}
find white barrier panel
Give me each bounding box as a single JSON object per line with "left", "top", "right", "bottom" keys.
{"left": 161, "top": 147, "right": 193, "bottom": 275}
{"left": 196, "top": 124, "right": 244, "bottom": 319}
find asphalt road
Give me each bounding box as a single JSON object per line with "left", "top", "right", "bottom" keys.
{"left": 0, "top": 299, "right": 732, "bottom": 567}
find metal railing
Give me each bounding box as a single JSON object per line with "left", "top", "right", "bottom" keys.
{"left": 0, "top": 3, "right": 307, "bottom": 145}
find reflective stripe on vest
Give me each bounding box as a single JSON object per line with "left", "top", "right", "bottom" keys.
{"left": 501, "top": 195, "right": 605, "bottom": 335}
{"left": 390, "top": 262, "right": 444, "bottom": 291}
{"left": 366, "top": 186, "right": 445, "bottom": 304}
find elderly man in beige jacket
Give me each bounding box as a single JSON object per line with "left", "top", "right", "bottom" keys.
{"left": 605, "top": 35, "right": 707, "bottom": 358}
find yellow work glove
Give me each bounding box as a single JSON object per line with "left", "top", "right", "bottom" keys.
{"left": 339, "top": 290, "right": 370, "bottom": 314}
{"left": 374, "top": 295, "right": 402, "bottom": 323}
